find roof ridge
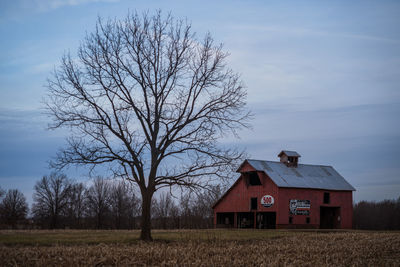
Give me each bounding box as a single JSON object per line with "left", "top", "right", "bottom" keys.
{"left": 246, "top": 159, "right": 333, "bottom": 168}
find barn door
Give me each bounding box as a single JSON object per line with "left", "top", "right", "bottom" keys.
{"left": 320, "top": 207, "right": 341, "bottom": 229}
{"left": 256, "top": 212, "right": 276, "bottom": 229}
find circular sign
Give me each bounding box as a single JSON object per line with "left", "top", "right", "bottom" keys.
{"left": 261, "top": 195, "right": 274, "bottom": 207}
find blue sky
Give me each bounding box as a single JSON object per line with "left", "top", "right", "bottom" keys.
{"left": 0, "top": 0, "right": 399, "bottom": 204}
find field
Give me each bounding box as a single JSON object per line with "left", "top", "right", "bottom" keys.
{"left": 1, "top": 229, "right": 399, "bottom": 266}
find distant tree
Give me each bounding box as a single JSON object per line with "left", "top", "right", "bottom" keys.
{"left": 169, "top": 201, "right": 181, "bottom": 229}
{"left": 126, "top": 189, "right": 141, "bottom": 229}
{"left": 192, "top": 185, "right": 224, "bottom": 227}
{"left": 0, "top": 187, "right": 5, "bottom": 199}
{"left": 32, "top": 172, "right": 71, "bottom": 229}
{"left": 85, "top": 177, "right": 111, "bottom": 229}
{"left": 65, "top": 182, "right": 86, "bottom": 228}
{"left": 0, "top": 189, "right": 28, "bottom": 228}
{"left": 353, "top": 197, "right": 400, "bottom": 230}
{"left": 109, "top": 181, "right": 135, "bottom": 229}
{"left": 174, "top": 186, "right": 221, "bottom": 229}
{"left": 179, "top": 192, "right": 193, "bottom": 228}
{"left": 153, "top": 192, "right": 176, "bottom": 229}
{"left": 45, "top": 11, "right": 250, "bottom": 240}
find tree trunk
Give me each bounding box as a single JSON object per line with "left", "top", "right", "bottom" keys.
{"left": 140, "top": 190, "right": 153, "bottom": 241}
{"left": 97, "top": 212, "right": 102, "bottom": 229}
{"left": 51, "top": 214, "right": 58, "bottom": 229}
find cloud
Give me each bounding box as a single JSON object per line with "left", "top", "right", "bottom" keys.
{"left": 28, "top": 62, "right": 55, "bottom": 74}
{"left": 355, "top": 183, "right": 400, "bottom": 202}
{"left": 231, "top": 25, "right": 400, "bottom": 44}
{"left": 19, "top": 0, "right": 119, "bottom": 13}
{"left": 0, "top": 108, "right": 68, "bottom": 140}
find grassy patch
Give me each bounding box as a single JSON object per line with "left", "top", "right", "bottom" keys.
{"left": 0, "top": 230, "right": 140, "bottom": 246}
{"left": 153, "top": 229, "right": 290, "bottom": 242}
{"left": 0, "top": 229, "right": 290, "bottom": 246}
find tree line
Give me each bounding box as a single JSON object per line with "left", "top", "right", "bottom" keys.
{"left": 353, "top": 197, "right": 400, "bottom": 230}
{"left": 0, "top": 173, "right": 223, "bottom": 229}
{"left": 2, "top": 177, "right": 400, "bottom": 230}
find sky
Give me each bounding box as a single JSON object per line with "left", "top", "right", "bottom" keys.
{"left": 0, "top": 0, "right": 399, "bottom": 204}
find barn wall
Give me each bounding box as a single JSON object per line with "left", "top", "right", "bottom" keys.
{"left": 278, "top": 187, "right": 353, "bottom": 229}
{"left": 213, "top": 163, "right": 280, "bottom": 227}
{"left": 213, "top": 172, "right": 279, "bottom": 214}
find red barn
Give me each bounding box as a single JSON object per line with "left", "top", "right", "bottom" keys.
{"left": 213, "top": 151, "right": 355, "bottom": 229}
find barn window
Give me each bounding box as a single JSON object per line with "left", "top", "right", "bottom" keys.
{"left": 251, "top": 197, "right": 258, "bottom": 210}
{"left": 306, "top": 217, "right": 310, "bottom": 224}
{"left": 248, "top": 172, "right": 261, "bottom": 186}
{"left": 288, "top": 156, "right": 297, "bottom": 164}
{"left": 323, "top": 192, "right": 330, "bottom": 204}
{"left": 289, "top": 217, "right": 293, "bottom": 224}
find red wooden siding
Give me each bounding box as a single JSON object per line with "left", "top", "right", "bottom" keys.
{"left": 278, "top": 188, "right": 353, "bottom": 229}
{"left": 213, "top": 171, "right": 279, "bottom": 214}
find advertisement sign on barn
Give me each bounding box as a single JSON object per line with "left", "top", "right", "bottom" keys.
{"left": 261, "top": 195, "right": 274, "bottom": 207}
{"left": 289, "top": 199, "right": 310, "bottom": 215}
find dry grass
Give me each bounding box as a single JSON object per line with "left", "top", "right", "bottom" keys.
{"left": 1, "top": 229, "right": 399, "bottom": 266}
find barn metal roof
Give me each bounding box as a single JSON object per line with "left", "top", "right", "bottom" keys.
{"left": 245, "top": 159, "right": 355, "bottom": 191}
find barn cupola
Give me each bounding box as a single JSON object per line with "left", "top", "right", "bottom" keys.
{"left": 278, "top": 150, "right": 301, "bottom": 167}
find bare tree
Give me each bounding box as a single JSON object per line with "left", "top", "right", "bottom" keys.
{"left": 153, "top": 192, "right": 176, "bottom": 229}
{"left": 0, "top": 187, "right": 5, "bottom": 199}
{"left": 191, "top": 185, "right": 224, "bottom": 228}
{"left": 179, "top": 191, "right": 193, "bottom": 228}
{"left": 0, "top": 189, "right": 28, "bottom": 228}
{"left": 85, "top": 177, "right": 111, "bottom": 229}
{"left": 45, "top": 11, "right": 250, "bottom": 240}
{"left": 354, "top": 197, "right": 400, "bottom": 230}
{"left": 169, "top": 201, "right": 181, "bottom": 229}
{"left": 32, "top": 172, "right": 71, "bottom": 229}
{"left": 65, "top": 182, "right": 86, "bottom": 228}
{"left": 126, "top": 188, "right": 141, "bottom": 229}
{"left": 109, "top": 180, "right": 134, "bottom": 229}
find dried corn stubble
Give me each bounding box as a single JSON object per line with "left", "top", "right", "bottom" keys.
{"left": 0, "top": 231, "right": 399, "bottom": 266}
